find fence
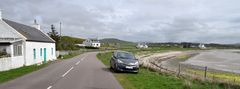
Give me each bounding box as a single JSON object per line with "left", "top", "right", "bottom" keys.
{"left": 0, "top": 56, "right": 24, "bottom": 71}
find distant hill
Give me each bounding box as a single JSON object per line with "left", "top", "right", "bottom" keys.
{"left": 58, "top": 36, "right": 85, "bottom": 50}
{"left": 61, "top": 36, "right": 85, "bottom": 44}
{"left": 100, "top": 38, "right": 135, "bottom": 45}
{"left": 233, "top": 43, "right": 240, "bottom": 46}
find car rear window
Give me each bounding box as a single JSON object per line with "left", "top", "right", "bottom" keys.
{"left": 117, "top": 52, "right": 135, "bottom": 59}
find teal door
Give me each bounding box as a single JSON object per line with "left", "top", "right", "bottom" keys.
{"left": 44, "top": 48, "right": 47, "bottom": 63}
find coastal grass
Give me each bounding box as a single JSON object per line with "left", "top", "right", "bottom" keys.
{"left": 97, "top": 52, "right": 240, "bottom": 89}
{"left": 187, "top": 69, "right": 240, "bottom": 85}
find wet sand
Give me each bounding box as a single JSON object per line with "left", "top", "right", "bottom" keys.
{"left": 183, "top": 49, "right": 240, "bottom": 73}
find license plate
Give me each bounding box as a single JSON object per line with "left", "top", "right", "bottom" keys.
{"left": 126, "top": 66, "right": 133, "bottom": 69}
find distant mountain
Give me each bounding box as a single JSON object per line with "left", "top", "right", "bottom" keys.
{"left": 233, "top": 43, "right": 240, "bottom": 46}
{"left": 100, "top": 38, "right": 136, "bottom": 45}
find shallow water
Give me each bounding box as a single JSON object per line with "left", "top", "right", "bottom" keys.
{"left": 183, "top": 50, "right": 240, "bottom": 73}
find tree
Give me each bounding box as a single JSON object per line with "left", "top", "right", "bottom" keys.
{"left": 48, "top": 24, "right": 61, "bottom": 50}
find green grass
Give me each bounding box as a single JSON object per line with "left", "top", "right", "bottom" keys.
{"left": 0, "top": 64, "right": 48, "bottom": 84}
{"left": 187, "top": 69, "right": 240, "bottom": 84}
{"left": 96, "top": 52, "right": 112, "bottom": 65}
{"left": 97, "top": 52, "right": 240, "bottom": 89}
{"left": 59, "top": 50, "right": 85, "bottom": 60}
{"left": 60, "top": 52, "right": 81, "bottom": 59}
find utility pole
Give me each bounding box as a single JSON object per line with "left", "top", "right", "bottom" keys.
{"left": 60, "top": 22, "right": 62, "bottom": 41}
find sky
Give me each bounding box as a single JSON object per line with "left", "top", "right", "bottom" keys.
{"left": 1, "top": 0, "right": 240, "bottom": 44}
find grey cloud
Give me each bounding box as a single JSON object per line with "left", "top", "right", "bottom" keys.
{"left": 1, "top": 0, "right": 240, "bottom": 44}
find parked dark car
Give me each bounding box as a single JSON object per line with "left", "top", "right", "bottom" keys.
{"left": 110, "top": 51, "right": 139, "bottom": 73}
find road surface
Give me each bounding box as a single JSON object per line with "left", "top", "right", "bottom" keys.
{"left": 0, "top": 52, "right": 123, "bottom": 89}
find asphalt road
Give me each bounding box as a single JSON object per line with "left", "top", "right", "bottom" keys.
{"left": 0, "top": 52, "right": 123, "bottom": 89}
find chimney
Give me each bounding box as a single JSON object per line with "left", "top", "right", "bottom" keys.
{"left": 32, "top": 19, "right": 41, "bottom": 30}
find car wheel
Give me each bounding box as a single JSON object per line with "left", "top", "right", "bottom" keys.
{"left": 110, "top": 64, "right": 113, "bottom": 70}
{"left": 113, "top": 64, "right": 119, "bottom": 73}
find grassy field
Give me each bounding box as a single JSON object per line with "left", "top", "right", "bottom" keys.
{"left": 97, "top": 52, "right": 240, "bottom": 89}
{"left": 187, "top": 69, "right": 240, "bottom": 85}
{"left": 0, "top": 64, "right": 48, "bottom": 84}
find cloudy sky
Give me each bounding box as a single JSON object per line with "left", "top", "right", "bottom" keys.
{"left": 1, "top": 0, "right": 240, "bottom": 43}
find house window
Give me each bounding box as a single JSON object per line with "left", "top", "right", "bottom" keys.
{"left": 0, "top": 47, "right": 9, "bottom": 57}
{"left": 33, "top": 49, "right": 36, "bottom": 60}
{"left": 13, "top": 45, "right": 22, "bottom": 56}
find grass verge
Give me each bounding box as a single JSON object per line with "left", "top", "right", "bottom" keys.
{"left": 0, "top": 63, "right": 48, "bottom": 84}
{"left": 97, "top": 52, "right": 240, "bottom": 89}
{"left": 59, "top": 51, "right": 83, "bottom": 60}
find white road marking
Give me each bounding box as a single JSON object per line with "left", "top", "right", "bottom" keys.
{"left": 81, "top": 56, "right": 86, "bottom": 61}
{"left": 75, "top": 56, "right": 87, "bottom": 65}
{"left": 47, "top": 86, "right": 52, "bottom": 89}
{"left": 62, "top": 67, "right": 74, "bottom": 77}
{"left": 75, "top": 61, "right": 81, "bottom": 65}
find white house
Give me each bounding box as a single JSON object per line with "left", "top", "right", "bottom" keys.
{"left": 75, "top": 44, "right": 86, "bottom": 47}
{"left": 199, "top": 44, "right": 206, "bottom": 49}
{"left": 0, "top": 12, "right": 56, "bottom": 71}
{"left": 136, "top": 43, "right": 148, "bottom": 49}
{"left": 83, "top": 38, "right": 101, "bottom": 48}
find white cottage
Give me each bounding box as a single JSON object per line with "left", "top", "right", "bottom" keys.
{"left": 0, "top": 13, "right": 56, "bottom": 71}
{"left": 83, "top": 38, "right": 101, "bottom": 48}
{"left": 199, "top": 44, "right": 206, "bottom": 49}
{"left": 136, "top": 43, "right": 148, "bottom": 49}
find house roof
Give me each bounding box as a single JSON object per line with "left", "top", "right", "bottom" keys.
{"left": 3, "top": 19, "right": 55, "bottom": 43}
{"left": 0, "top": 20, "right": 22, "bottom": 39}
{"left": 87, "top": 38, "right": 100, "bottom": 43}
